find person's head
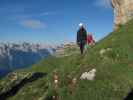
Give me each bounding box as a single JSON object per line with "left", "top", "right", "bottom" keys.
{"left": 79, "top": 23, "right": 84, "bottom": 29}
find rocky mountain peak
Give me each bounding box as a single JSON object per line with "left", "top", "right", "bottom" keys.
{"left": 0, "top": 42, "right": 57, "bottom": 76}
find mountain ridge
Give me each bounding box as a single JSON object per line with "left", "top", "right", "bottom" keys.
{"left": 0, "top": 42, "right": 57, "bottom": 76}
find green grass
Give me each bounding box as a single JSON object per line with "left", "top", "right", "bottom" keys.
{"left": 5, "top": 19, "right": 133, "bottom": 100}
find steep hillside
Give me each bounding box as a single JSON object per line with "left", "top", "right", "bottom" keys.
{"left": 0, "top": 20, "right": 133, "bottom": 100}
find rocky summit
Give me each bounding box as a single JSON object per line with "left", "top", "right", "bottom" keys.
{"left": 112, "top": 0, "right": 133, "bottom": 30}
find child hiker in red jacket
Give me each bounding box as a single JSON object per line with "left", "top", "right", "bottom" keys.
{"left": 87, "top": 33, "right": 95, "bottom": 46}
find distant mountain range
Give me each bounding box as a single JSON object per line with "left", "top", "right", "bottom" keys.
{"left": 0, "top": 42, "right": 57, "bottom": 76}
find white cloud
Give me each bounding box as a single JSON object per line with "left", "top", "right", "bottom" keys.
{"left": 94, "top": 0, "right": 111, "bottom": 8}
{"left": 40, "top": 12, "right": 57, "bottom": 16}
{"left": 20, "top": 19, "right": 45, "bottom": 29}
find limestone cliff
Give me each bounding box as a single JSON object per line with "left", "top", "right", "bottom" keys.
{"left": 112, "top": 0, "right": 133, "bottom": 29}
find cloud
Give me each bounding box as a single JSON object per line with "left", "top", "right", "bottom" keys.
{"left": 20, "top": 19, "right": 45, "bottom": 29}
{"left": 94, "top": 0, "right": 111, "bottom": 8}
{"left": 40, "top": 12, "right": 57, "bottom": 16}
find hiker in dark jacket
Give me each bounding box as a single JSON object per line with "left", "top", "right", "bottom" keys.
{"left": 77, "top": 23, "right": 87, "bottom": 55}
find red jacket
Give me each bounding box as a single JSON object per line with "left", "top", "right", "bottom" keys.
{"left": 87, "top": 34, "right": 93, "bottom": 45}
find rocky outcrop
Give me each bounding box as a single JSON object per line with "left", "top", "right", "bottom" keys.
{"left": 0, "top": 71, "right": 47, "bottom": 100}
{"left": 54, "top": 42, "right": 79, "bottom": 57}
{"left": 112, "top": 0, "right": 133, "bottom": 30}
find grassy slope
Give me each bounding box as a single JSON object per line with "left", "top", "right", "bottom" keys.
{"left": 9, "top": 20, "right": 133, "bottom": 100}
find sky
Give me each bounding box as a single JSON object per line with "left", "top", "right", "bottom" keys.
{"left": 0, "top": 0, "right": 113, "bottom": 45}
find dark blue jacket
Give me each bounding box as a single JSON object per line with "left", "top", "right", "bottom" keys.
{"left": 77, "top": 27, "right": 87, "bottom": 45}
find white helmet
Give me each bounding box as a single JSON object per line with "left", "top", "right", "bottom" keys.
{"left": 79, "top": 23, "right": 84, "bottom": 27}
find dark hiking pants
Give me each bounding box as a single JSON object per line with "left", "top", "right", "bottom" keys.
{"left": 79, "top": 43, "right": 85, "bottom": 55}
